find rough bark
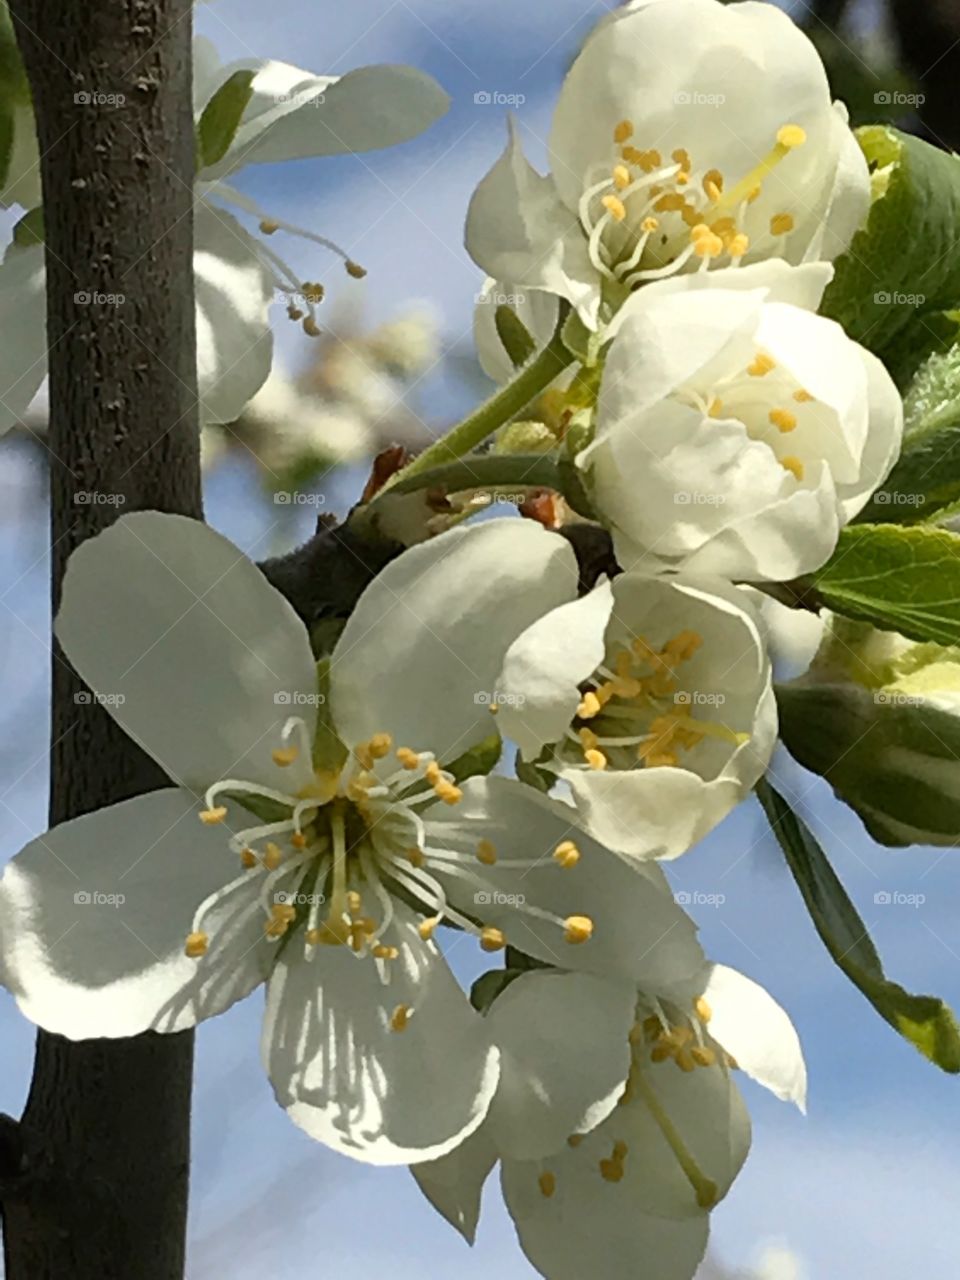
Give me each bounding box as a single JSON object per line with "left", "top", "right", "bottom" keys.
{"left": 2, "top": 2, "right": 200, "bottom": 1276}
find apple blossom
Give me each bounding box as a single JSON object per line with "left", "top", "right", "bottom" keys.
{"left": 0, "top": 41, "right": 449, "bottom": 432}
{"left": 580, "top": 266, "right": 903, "bottom": 582}
{"left": 414, "top": 962, "right": 805, "bottom": 1280}
{"left": 0, "top": 512, "right": 705, "bottom": 1162}
{"left": 465, "top": 0, "right": 869, "bottom": 330}
{"left": 496, "top": 571, "right": 776, "bottom": 859}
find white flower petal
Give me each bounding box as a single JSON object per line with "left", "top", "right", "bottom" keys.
{"left": 497, "top": 582, "right": 612, "bottom": 761}
{"left": 200, "top": 61, "right": 448, "bottom": 177}
{"left": 0, "top": 789, "right": 266, "bottom": 1039}
{"left": 194, "top": 204, "right": 274, "bottom": 425}
{"left": 503, "top": 1153, "right": 709, "bottom": 1280}
{"left": 465, "top": 119, "right": 600, "bottom": 327}
{"left": 425, "top": 776, "right": 707, "bottom": 988}
{"left": 701, "top": 964, "right": 807, "bottom": 1110}
{"left": 55, "top": 513, "right": 319, "bottom": 794}
{"left": 410, "top": 1124, "right": 498, "bottom": 1244}
{"left": 0, "top": 241, "right": 47, "bottom": 434}
{"left": 813, "top": 102, "right": 871, "bottom": 263}
{"left": 262, "top": 899, "right": 499, "bottom": 1165}
{"left": 837, "top": 345, "right": 903, "bottom": 520}
{"left": 330, "top": 519, "right": 578, "bottom": 763}
{"left": 485, "top": 970, "right": 636, "bottom": 1160}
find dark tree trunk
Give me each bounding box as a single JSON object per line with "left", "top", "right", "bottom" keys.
{"left": 1, "top": 2, "right": 201, "bottom": 1276}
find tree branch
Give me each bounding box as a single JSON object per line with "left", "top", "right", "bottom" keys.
{"left": 2, "top": 2, "right": 200, "bottom": 1276}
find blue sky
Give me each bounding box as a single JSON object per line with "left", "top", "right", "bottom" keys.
{"left": 1, "top": 0, "right": 958, "bottom": 1275}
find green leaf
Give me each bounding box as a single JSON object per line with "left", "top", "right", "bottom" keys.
{"left": 811, "top": 523, "right": 960, "bottom": 646}
{"left": 0, "top": 96, "right": 12, "bottom": 192}
{"left": 757, "top": 780, "right": 960, "bottom": 1072}
{"left": 494, "top": 304, "right": 536, "bottom": 369}
{"left": 196, "top": 69, "right": 255, "bottom": 169}
{"left": 777, "top": 681, "right": 960, "bottom": 846}
{"left": 470, "top": 967, "right": 523, "bottom": 1013}
{"left": 515, "top": 755, "right": 555, "bottom": 794}
{"left": 12, "top": 205, "right": 43, "bottom": 247}
{"left": 821, "top": 127, "right": 960, "bottom": 359}
{"left": 445, "top": 731, "right": 501, "bottom": 784}
{"left": 859, "top": 330, "right": 960, "bottom": 523}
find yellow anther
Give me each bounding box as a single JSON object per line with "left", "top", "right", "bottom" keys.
{"left": 777, "top": 124, "right": 807, "bottom": 149}
{"left": 272, "top": 902, "right": 296, "bottom": 924}
{"left": 613, "top": 119, "right": 634, "bottom": 144}
{"left": 396, "top": 746, "right": 420, "bottom": 769}
{"left": 707, "top": 397, "right": 724, "bottom": 419}
{"left": 302, "top": 316, "right": 322, "bottom": 338}
{"left": 199, "top": 806, "right": 227, "bottom": 825}
{"left": 585, "top": 748, "right": 608, "bottom": 771}
{"left": 770, "top": 408, "right": 798, "bottom": 433}
{"left": 290, "top": 832, "right": 308, "bottom": 850}
{"left": 672, "top": 148, "right": 692, "bottom": 171}
{"left": 477, "top": 838, "right": 498, "bottom": 866}
{"left": 781, "top": 455, "right": 805, "bottom": 481}
{"left": 265, "top": 917, "right": 289, "bottom": 939}
{"left": 703, "top": 168, "right": 724, "bottom": 196}
{"left": 620, "top": 144, "right": 643, "bottom": 164}
{"left": 272, "top": 745, "right": 299, "bottom": 767}
{"left": 579, "top": 727, "right": 599, "bottom": 751}
{"left": 612, "top": 163, "right": 631, "bottom": 190}
{"left": 675, "top": 1047, "right": 696, "bottom": 1073}
{"left": 643, "top": 148, "right": 663, "bottom": 170}
{"left": 480, "top": 926, "right": 507, "bottom": 953}
{"left": 240, "top": 847, "right": 258, "bottom": 869}
{"left": 692, "top": 1045, "right": 717, "bottom": 1067}
{"left": 641, "top": 216, "right": 659, "bottom": 233}
{"left": 728, "top": 233, "right": 749, "bottom": 257}
{"left": 602, "top": 194, "right": 627, "bottom": 222}
{"left": 553, "top": 840, "right": 581, "bottom": 869}
{"left": 259, "top": 218, "right": 279, "bottom": 234}
{"left": 613, "top": 1140, "right": 629, "bottom": 1161}
{"left": 794, "top": 388, "right": 814, "bottom": 403}
{"left": 770, "top": 212, "right": 795, "bottom": 236}
{"left": 373, "top": 944, "right": 400, "bottom": 960}
{"left": 676, "top": 171, "right": 690, "bottom": 186}
{"left": 263, "top": 843, "right": 283, "bottom": 871}
{"left": 347, "top": 890, "right": 362, "bottom": 914}
{"left": 305, "top": 928, "right": 323, "bottom": 946}
{"left": 693, "top": 232, "right": 724, "bottom": 258}
{"left": 564, "top": 915, "right": 594, "bottom": 945}
{"left": 704, "top": 180, "right": 722, "bottom": 202}
{"left": 418, "top": 916, "right": 440, "bottom": 941}
{"left": 681, "top": 204, "right": 703, "bottom": 228}
{"left": 538, "top": 1171, "right": 557, "bottom": 1198}
{"left": 435, "top": 781, "right": 463, "bottom": 806}
{"left": 390, "top": 1004, "right": 412, "bottom": 1032}
{"left": 577, "top": 691, "right": 602, "bottom": 720}
{"left": 345, "top": 260, "right": 367, "bottom": 279}
{"left": 747, "top": 185, "right": 762, "bottom": 203}
{"left": 651, "top": 1042, "right": 674, "bottom": 1064}
{"left": 654, "top": 192, "right": 687, "bottom": 213}
{"left": 599, "top": 1158, "right": 625, "bottom": 1183}
{"left": 747, "top": 352, "right": 776, "bottom": 377}
{"left": 425, "top": 761, "right": 441, "bottom": 783}
{"left": 406, "top": 846, "right": 425, "bottom": 868}
{"left": 689, "top": 222, "right": 713, "bottom": 241}
{"left": 185, "top": 931, "right": 209, "bottom": 959}
{"left": 695, "top": 996, "right": 713, "bottom": 1023}
{"left": 368, "top": 732, "right": 393, "bottom": 759}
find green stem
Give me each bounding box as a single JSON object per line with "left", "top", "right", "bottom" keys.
{"left": 387, "top": 323, "right": 574, "bottom": 487}
{"left": 385, "top": 452, "right": 596, "bottom": 519}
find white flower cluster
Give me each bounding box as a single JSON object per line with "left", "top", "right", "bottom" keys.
{"left": 0, "top": 4, "right": 907, "bottom": 1279}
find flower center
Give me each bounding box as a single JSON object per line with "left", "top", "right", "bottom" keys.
{"left": 578, "top": 119, "right": 807, "bottom": 291}
{"left": 565, "top": 630, "right": 748, "bottom": 773}
{"left": 185, "top": 718, "right": 597, "bottom": 1003}
{"left": 676, "top": 349, "right": 819, "bottom": 484}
